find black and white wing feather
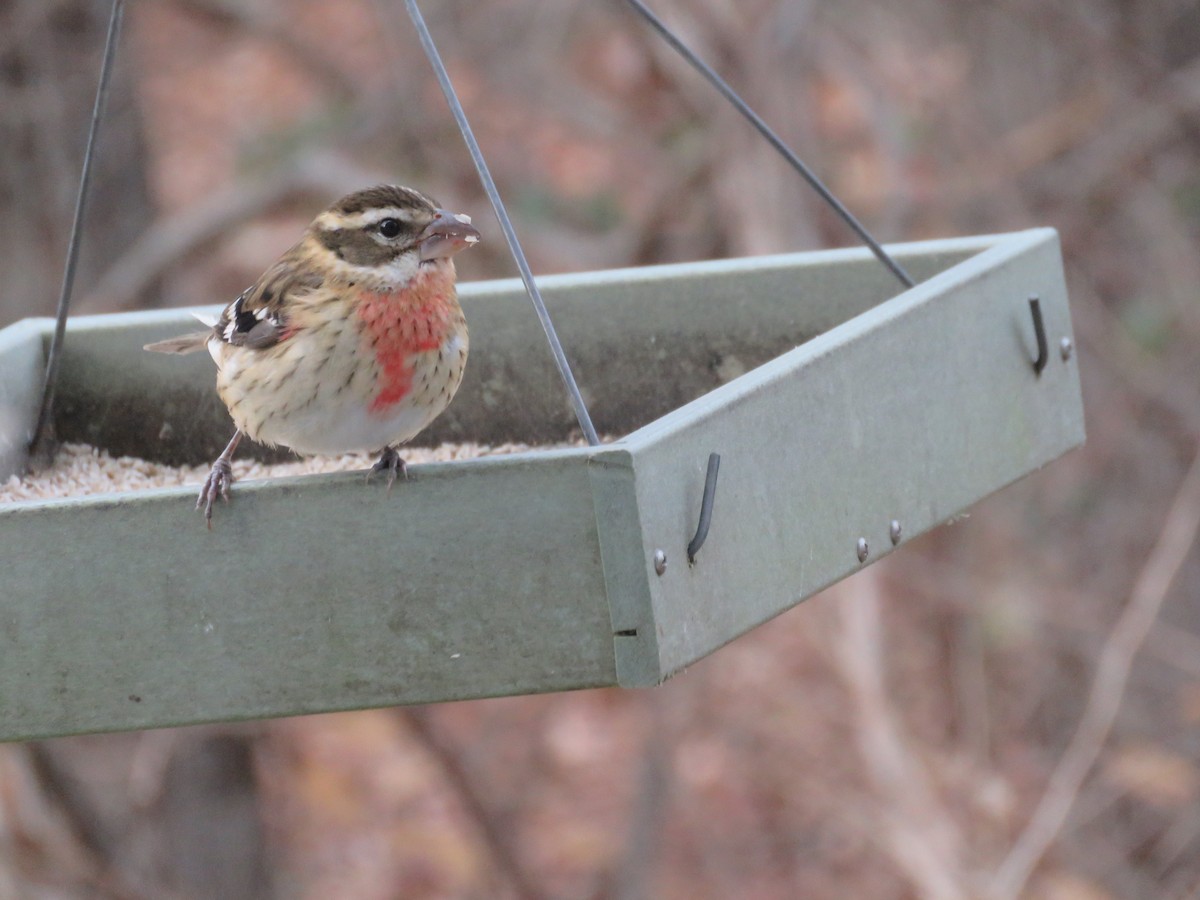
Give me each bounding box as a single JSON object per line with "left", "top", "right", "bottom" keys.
{"left": 144, "top": 253, "right": 323, "bottom": 355}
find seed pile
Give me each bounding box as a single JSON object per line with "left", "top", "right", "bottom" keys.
{"left": 0, "top": 441, "right": 547, "bottom": 505}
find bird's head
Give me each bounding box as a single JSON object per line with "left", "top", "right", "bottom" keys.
{"left": 308, "top": 185, "right": 481, "bottom": 289}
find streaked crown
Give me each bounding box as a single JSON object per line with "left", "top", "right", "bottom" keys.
{"left": 311, "top": 185, "right": 442, "bottom": 268}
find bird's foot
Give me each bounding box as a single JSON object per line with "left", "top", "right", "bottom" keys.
{"left": 196, "top": 457, "right": 235, "bottom": 528}
{"left": 369, "top": 447, "right": 407, "bottom": 492}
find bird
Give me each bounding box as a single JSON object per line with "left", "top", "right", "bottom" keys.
{"left": 145, "top": 184, "right": 481, "bottom": 526}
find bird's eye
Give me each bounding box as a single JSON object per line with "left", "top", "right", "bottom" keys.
{"left": 378, "top": 218, "right": 402, "bottom": 238}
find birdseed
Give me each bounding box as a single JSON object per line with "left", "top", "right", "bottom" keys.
{"left": 0, "top": 441, "right": 555, "bottom": 505}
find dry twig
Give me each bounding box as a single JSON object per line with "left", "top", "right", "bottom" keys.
{"left": 833, "top": 567, "right": 971, "bottom": 900}
{"left": 610, "top": 695, "right": 673, "bottom": 900}
{"left": 991, "top": 445, "right": 1200, "bottom": 899}
{"left": 401, "top": 707, "right": 548, "bottom": 900}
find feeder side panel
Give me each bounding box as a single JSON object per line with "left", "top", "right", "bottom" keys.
{"left": 623, "top": 229, "right": 1084, "bottom": 679}
{"left": 0, "top": 450, "right": 615, "bottom": 741}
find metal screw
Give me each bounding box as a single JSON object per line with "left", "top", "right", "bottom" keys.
{"left": 1060, "top": 337, "right": 1073, "bottom": 361}
{"left": 653, "top": 549, "right": 667, "bottom": 576}
{"left": 889, "top": 520, "right": 902, "bottom": 545}
{"left": 856, "top": 538, "right": 869, "bottom": 563}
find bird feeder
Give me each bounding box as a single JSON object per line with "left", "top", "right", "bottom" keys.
{"left": 0, "top": 229, "right": 1083, "bottom": 742}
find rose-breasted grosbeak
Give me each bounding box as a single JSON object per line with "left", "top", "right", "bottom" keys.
{"left": 146, "top": 184, "right": 481, "bottom": 526}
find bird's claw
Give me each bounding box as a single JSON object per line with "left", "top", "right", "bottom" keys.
{"left": 196, "top": 457, "right": 234, "bottom": 528}
{"left": 369, "top": 447, "right": 407, "bottom": 492}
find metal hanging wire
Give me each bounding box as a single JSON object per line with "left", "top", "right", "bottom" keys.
{"left": 401, "top": 0, "right": 915, "bottom": 448}
{"left": 620, "top": 0, "right": 916, "bottom": 290}
{"left": 403, "top": 0, "right": 601, "bottom": 447}
{"left": 32, "top": 0, "right": 917, "bottom": 464}
{"left": 28, "top": 0, "right": 125, "bottom": 466}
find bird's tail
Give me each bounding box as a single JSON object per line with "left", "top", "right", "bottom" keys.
{"left": 143, "top": 332, "right": 211, "bottom": 354}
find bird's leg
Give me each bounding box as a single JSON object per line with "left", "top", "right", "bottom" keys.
{"left": 369, "top": 446, "right": 407, "bottom": 491}
{"left": 197, "top": 430, "right": 243, "bottom": 528}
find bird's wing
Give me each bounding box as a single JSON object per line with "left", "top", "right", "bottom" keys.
{"left": 213, "top": 253, "right": 324, "bottom": 350}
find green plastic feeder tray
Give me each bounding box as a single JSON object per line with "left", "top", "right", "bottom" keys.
{"left": 0, "top": 229, "right": 1083, "bottom": 742}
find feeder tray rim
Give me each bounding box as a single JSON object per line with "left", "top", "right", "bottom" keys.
{"left": 10, "top": 228, "right": 1040, "bottom": 342}
{"left": 1, "top": 227, "right": 1057, "bottom": 516}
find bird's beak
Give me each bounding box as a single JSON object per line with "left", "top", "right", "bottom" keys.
{"left": 419, "top": 210, "right": 481, "bottom": 261}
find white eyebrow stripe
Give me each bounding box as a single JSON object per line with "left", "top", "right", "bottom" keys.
{"left": 334, "top": 207, "right": 424, "bottom": 229}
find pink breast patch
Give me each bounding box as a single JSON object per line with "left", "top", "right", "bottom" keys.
{"left": 357, "top": 282, "right": 453, "bottom": 413}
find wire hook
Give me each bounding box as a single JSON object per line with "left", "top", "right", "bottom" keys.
{"left": 687, "top": 453, "right": 721, "bottom": 564}
{"left": 1029, "top": 295, "right": 1048, "bottom": 376}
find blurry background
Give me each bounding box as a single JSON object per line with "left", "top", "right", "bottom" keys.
{"left": 2, "top": 0, "right": 1199, "bottom": 897}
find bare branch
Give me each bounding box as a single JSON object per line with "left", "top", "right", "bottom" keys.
{"left": 991, "top": 445, "right": 1200, "bottom": 899}
{"left": 610, "top": 698, "right": 673, "bottom": 900}
{"left": 833, "top": 567, "right": 971, "bottom": 900}
{"left": 18, "top": 744, "right": 163, "bottom": 900}
{"left": 401, "top": 707, "right": 548, "bottom": 900}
